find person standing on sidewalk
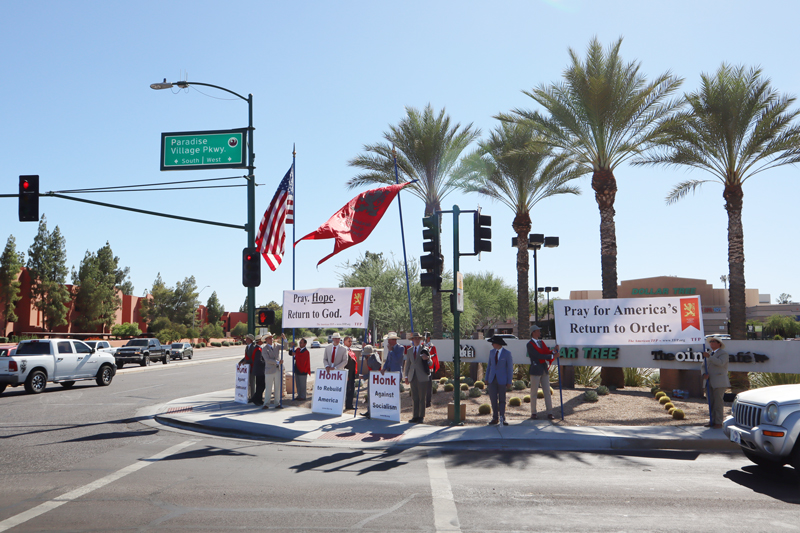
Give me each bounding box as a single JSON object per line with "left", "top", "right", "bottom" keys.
{"left": 486, "top": 335, "right": 514, "bottom": 426}
{"left": 359, "top": 345, "right": 381, "bottom": 418}
{"left": 403, "top": 332, "right": 431, "bottom": 423}
{"left": 290, "top": 338, "right": 311, "bottom": 400}
{"left": 251, "top": 335, "right": 266, "bottom": 406}
{"left": 323, "top": 332, "right": 347, "bottom": 371}
{"left": 701, "top": 338, "right": 730, "bottom": 428}
{"left": 527, "top": 325, "right": 559, "bottom": 420}
{"left": 243, "top": 333, "right": 256, "bottom": 403}
{"left": 343, "top": 336, "right": 358, "bottom": 411}
{"left": 424, "top": 332, "right": 440, "bottom": 408}
{"left": 262, "top": 332, "right": 284, "bottom": 409}
{"left": 382, "top": 332, "right": 404, "bottom": 378}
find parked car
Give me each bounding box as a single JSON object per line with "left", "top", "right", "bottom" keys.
{"left": 168, "top": 343, "right": 193, "bottom": 360}
{"left": 85, "top": 340, "right": 117, "bottom": 355}
{"left": 0, "top": 339, "right": 116, "bottom": 395}
{"left": 723, "top": 384, "right": 800, "bottom": 471}
{"left": 310, "top": 340, "right": 321, "bottom": 349}
{"left": 115, "top": 338, "right": 167, "bottom": 368}
{"left": 0, "top": 344, "right": 16, "bottom": 357}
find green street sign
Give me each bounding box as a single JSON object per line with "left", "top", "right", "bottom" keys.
{"left": 160, "top": 128, "right": 247, "bottom": 171}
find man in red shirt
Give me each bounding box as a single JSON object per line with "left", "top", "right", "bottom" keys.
{"left": 290, "top": 338, "right": 311, "bottom": 400}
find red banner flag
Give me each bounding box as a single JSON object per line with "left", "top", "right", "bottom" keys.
{"left": 680, "top": 297, "right": 701, "bottom": 331}
{"left": 295, "top": 182, "right": 409, "bottom": 266}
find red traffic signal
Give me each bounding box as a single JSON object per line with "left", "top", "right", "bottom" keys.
{"left": 256, "top": 307, "right": 275, "bottom": 326}
{"left": 19, "top": 175, "right": 39, "bottom": 222}
{"left": 242, "top": 247, "right": 261, "bottom": 287}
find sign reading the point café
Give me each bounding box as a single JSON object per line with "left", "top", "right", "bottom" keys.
{"left": 282, "top": 288, "right": 371, "bottom": 329}
{"left": 554, "top": 296, "right": 705, "bottom": 346}
{"left": 311, "top": 368, "right": 348, "bottom": 415}
{"left": 160, "top": 128, "right": 247, "bottom": 171}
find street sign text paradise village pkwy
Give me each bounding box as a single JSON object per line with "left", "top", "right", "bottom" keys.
{"left": 160, "top": 128, "right": 247, "bottom": 171}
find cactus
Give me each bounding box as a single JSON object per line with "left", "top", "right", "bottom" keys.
{"left": 439, "top": 377, "right": 448, "bottom": 384}
{"left": 537, "top": 389, "right": 545, "bottom": 399}
{"left": 650, "top": 386, "right": 661, "bottom": 395}
{"left": 432, "top": 383, "right": 439, "bottom": 393}
{"left": 469, "top": 387, "right": 482, "bottom": 398}
{"left": 478, "top": 404, "right": 492, "bottom": 415}
{"left": 474, "top": 380, "right": 485, "bottom": 390}
{"left": 664, "top": 402, "right": 674, "bottom": 411}
{"left": 513, "top": 380, "right": 526, "bottom": 390}
{"left": 668, "top": 407, "right": 676, "bottom": 415}
{"left": 509, "top": 397, "right": 522, "bottom": 407}
{"left": 672, "top": 409, "right": 685, "bottom": 420}
{"left": 460, "top": 383, "right": 469, "bottom": 391}
{"left": 465, "top": 377, "right": 475, "bottom": 386}
{"left": 583, "top": 390, "right": 599, "bottom": 402}
{"left": 460, "top": 391, "right": 468, "bottom": 400}
{"left": 444, "top": 383, "right": 454, "bottom": 392}
{"left": 659, "top": 396, "right": 671, "bottom": 405}
{"left": 596, "top": 385, "right": 610, "bottom": 396}
{"left": 655, "top": 391, "right": 666, "bottom": 400}
{"left": 523, "top": 395, "right": 531, "bottom": 403}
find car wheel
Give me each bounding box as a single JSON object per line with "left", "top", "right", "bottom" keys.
{"left": 59, "top": 381, "right": 76, "bottom": 389}
{"left": 743, "top": 448, "right": 786, "bottom": 469}
{"left": 163, "top": 354, "right": 169, "bottom": 364}
{"left": 188, "top": 352, "right": 193, "bottom": 359}
{"left": 180, "top": 353, "right": 185, "bottom": 360}
{"left": 24, "top": 370, "right": 47, "bottom": 394}
{"left": 140, "top": 355, "right": 150, "bottom": 367}
{"left": 96, "top": 365, "right": 113, "bottom": 386}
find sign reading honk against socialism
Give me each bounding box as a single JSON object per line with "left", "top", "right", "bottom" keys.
{"left": 554, "top": 296, "right": 705, "bottom": 346}
{"left": 282, "top": 287, "right": 371, "bottom": 329}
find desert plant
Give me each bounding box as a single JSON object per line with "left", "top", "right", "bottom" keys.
{"left": 461, "top": 383, "right": 469, "bottom": 391}
{"left": 513, "top": 380, "right": 526, "bottom": 390}
{"left": 537, "top": 389, "right": 544, "bottom": 399}
{"left": 624, "top": 367, "right": 658, "bottom": 387}
{"left": 200, "top": 342, "right": 206, "bottom": 348}
{"left": 465, "top": 377, "right": 475, "bottom": 386}
{"left": 474, "top": 380, "right": 485, "bottom": 390}
{"left": 664, "top": 402, "right": 674, "bottom": 411}
{"left": 659, "top": 396, "right": 671, "bottom": 405}
{"left": 460, "top": 376, "right": 468, "bottom": 382}
{"left": 399, "top": 383, "right": 406, "bottom": 392}
{"left": 478, "top": 404, "right": 492, "bottom": 415}
{"left": 596, "top": 385, "right": 610, "bottom": 396}
{"left": 440, "top": 377, "right": 449, "bottom": 384}
{"left": 432, "top": 382, "right": 439, "bottom": 392}
{"left": 460, "top": 391, "right": 468, "bottom": 400}
{"left": 574, "top": 366, "right": 601, "bottom": 387}
{"left": 672, "top": 409, "right": 685, "bottom": 420}
{"left": 668, "top": 407, "right": 676, "bottom": 415}
{"left": 509, "top": 397, "right": 522, "bottom": 407}
{"left": 469, "top": 387, "right": 482, "bottom": 398}
{"left": 222, "top": 341, "right": 230, "bottom": 347}
{"left": 583, "top": 390, "right": 599, "bottom": 402}
{"left": 651, "top": 386, "right": 662, "bottom": 395}
{"left": 523, "top": 395, "right": 531, "bottom": 403}
{"left": 655, "top": 391, "right": 667, "bottom": 400}
{"left": 749, "top": 372, "right": 800, "bottom": 388}
{"left": 444, "top": 383, "right": 455, "bottom": 392}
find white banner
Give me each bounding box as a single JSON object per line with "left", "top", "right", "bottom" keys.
{"left": 282, "top": 287, "right": 371, "bottom": 329}
{"left": 554, "top": 296, "right": 705, "bottom": 346}
{"left": 367, "top": 371, "right": 401, "bottom": 422}
{"left": 311, "top": 368, "right": 348, "bottom": 416}
{"left": 234, "top": 363, "right": 249, "bottom": 404}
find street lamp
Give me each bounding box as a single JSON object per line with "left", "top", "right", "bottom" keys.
{"left": 512, "top": 233, "right": 559, "bottom": 326}
{"left": 150, "top": 79, "right": 256, "bottom": 335}
{"left": 537, "top": 286, "right": 559, "bottom": 324}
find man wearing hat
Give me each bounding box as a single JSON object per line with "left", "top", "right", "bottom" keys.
{"left": 251, "top": 335, "right": 266, "bottom": 405}
{"left": 403, "top": 332, "right": 431, "bottom": 423}
{"left": 262, "top": 332, "right": 284, "bottom": 409}
{"left": 359, "top": 345, "right": 382, "bottom": 418}
{"left": 486, "top": 335, "right": 514, "bottom": 425}
{"left": 243, "top": 333, "right": 256, "bottom": 403}
{"left": 701, "top": 338, "right": 729, "bottom": 428}
{"left": 323, "top": 332, "right": 347, "bottom": 371}
{"left": 382, "top": 332, "right": 404, "bottom": 378}
{"left": 527, "top": 325, "right": 559, "bottom": 420}
{"left": 424, "top": 332, "right": 439, "bottom": 408}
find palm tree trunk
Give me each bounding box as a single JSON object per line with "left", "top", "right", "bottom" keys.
{"left": 593, "top": 169, "right": 623, "bottom": 388}
{"left": 513, "top": 213, "right": 532, "bottom": 338}
{"left": 724, "top": 183, "right": 749, "bottom": 391}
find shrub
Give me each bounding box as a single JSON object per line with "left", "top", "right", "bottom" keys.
{"left": 574, "top": 366, "right": 601, "bottom": 386}
{"left": 664, "top": 402, "right": 674, "bottom": 411}
{"left": 432, "top": 382, "right": 439, "bottom": 392}
{"left": 659, "top": 396, "right": 671, "bottom": 405}
{"left": 469, "top": 387, "right": 482, "bottom": 398}
{"left": 112, "top": 322, "right": 142, "bottom": 338}
{"left": 583, "top": 390, "right": 599, "bottom": 402}
{"left": 399, "top": 383, "right": 405, "bottom": 392}
{"left": 624, "top": 367, "right": 659, "bottom": 387}
{"left": 222, "top": 341, "right": 231, "bottom": 347}
{"left": 200, "top": 342, "right": 206, "bottom": 348}
{"left": 478, "top": 404, "right": 492, "bottom": 415}
{"left": 749, "top": 372, "right": 800, "bottom": 388}
{"left": 509, "top": 397, "right": 522, "bottom": 407}
{"left": 596, "top": 385, "right": 610, "bottom": 396}
{"left": 474, "top": 380, "right": 485, "bottom": 390}
{"left": 523, "top": 395, "right": 531, "bottom": 403}
{"left": 0, "top": 337, "right": 8, "bottom": 343}
{"left": 465, "top": 377, "right": 475, "bottom": 386}
{"left": 461, "top": 383, "right": 469, "bottom": 391}
{"left": 672, "top": 409, "right": 685, "bottom": 420}
{"left": 440, "top": 377, "right": 449, "bottom": 384}
{"left": 460, "top": 391, "right": 468, "bottom": 400}
{"left": 655, "top": 391, "right": 667, "bottom": 400}
{"left": 651, "top": 386, "right": 662, "bottom": 395}
{"left": 513, "top": 380, "right": 526, "bottom": 391}
{"left": 444, "top": 383, "right": 454, "bottom": 392}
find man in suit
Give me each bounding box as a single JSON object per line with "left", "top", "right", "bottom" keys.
{"left": 251, "top": 335, "right": 266, "bottom": 406}
{"left": 701, "top": 337, "right": 730, "bottom": 428}
{"left": 262, "top": 332, "right": 284, "bottom": 409}
{"left": 323, "top": 332, "right": 347, "bottom": 371}
{"left": 486, "top": 335, "right": 515, "bottom": 426}
{"left": 527, "top": 325, "right": 559, "bottom": 420}
{"left": 403, "top": 332, "right": 431, "bottom": 423}
{"left": 243, "top": 333, "right": 256, "bottom": 403}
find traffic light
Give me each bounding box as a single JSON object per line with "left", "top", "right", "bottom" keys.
{"left": 18, "top": 175, "right": 39, "bottom": 222}
{"left": 256, "top": 307, "right": 275, "bottom": 327}
{"left": 242, "top": 247, "right": 261, "bottom": 287}
{"left": 473, "top": 209, "right": 491, "bottom": 254}
{"left": 420, "top": 214, "right": 442, "bottom": 290}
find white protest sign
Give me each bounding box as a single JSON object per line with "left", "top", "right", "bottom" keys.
{"left": 555, "top": 296, "right": 705, "bottom": 346}
{"left": 282, "top": 287, "right": 371, "bottom": 328}
{"left": 368, "top": 371, "right": 401, "bottom": 422}
{"left": 311, "top": 368, "right": 348, "bottom": 415}
{"left": 234, "top": 363, "right": 249, "bottom": 404}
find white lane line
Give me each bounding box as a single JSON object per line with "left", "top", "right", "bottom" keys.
{"left": 0, "top": 439, "right": 197, "bottom": 532}
{"left": 427, "top": 450, "right": 461, "bottom": 533}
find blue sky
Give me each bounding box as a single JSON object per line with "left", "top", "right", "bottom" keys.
{"left": 3, "top": 0, "right": 799, "bottom": 313}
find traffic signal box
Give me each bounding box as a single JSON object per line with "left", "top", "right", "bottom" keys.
{"left": 473, "top": 210, "right": 491, "bottom": 253}
{"left": 420, "top": 214, "right": 442, "bottom": 290}
{"left": 19, "top": 175, "right": 39, "bottom": 222}
{"left": 242, "top": 247, "right": 261, "bottom": 287}
{"left": 256, "top": 307, "right": 275, "bottom": 327}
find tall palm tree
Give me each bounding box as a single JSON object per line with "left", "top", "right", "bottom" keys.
{"left": 456, "top": 122, "right": 584, "bottom": 338}
{"left": 635, "top": 64, "right": 800, "bottom": 342}
{"left": 348, "top": 104, "right": 480, "bottom": 337}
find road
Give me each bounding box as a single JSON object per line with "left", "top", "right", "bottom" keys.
{"left": 1, "top": 348, "right": 798, "bottom": 532}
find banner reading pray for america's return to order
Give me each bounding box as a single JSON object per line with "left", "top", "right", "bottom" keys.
{"left": 282, "top": 287, "right": 371, "bottom": 329}
{"left": 554, "top": 296, "right": 705, "bottom": 346}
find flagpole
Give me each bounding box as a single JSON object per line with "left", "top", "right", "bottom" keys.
{"left": 290, "top": 145, "right": 297, "bottom": 402}
{"left": 393, "top": 146, "right": 415, "bottom": 334}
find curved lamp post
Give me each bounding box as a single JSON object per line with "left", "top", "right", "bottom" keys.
{"left": 150, "top": 79, "right": 256, "bottom": 335}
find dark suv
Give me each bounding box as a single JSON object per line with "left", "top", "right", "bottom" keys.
{"left": 114, "top": 338, "right": 166, "bottom": 368}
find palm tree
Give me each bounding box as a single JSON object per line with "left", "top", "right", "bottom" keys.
{"left": 456, "top": 122, "right": 584, "bottom": 339}
{"left": 636, "top": 64, "right": 800, "bottom": 341}
{"left": 348, "top": 104, "right": 480, "bottom": 337}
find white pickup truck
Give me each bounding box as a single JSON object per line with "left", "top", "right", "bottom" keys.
{"left": 0, "top": 339, "right": 117, "bottom": 395}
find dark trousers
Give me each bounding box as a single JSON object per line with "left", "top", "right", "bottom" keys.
{"left": 411, "top": 379, "right": 427, "bottom": 420}
{"left": 295, "top": 373, "right": 308, "bottom": 400}
{"left": 252, "top": 373, "right": 266, "bottom": 405}
{"left": 345, "top": 358, "right": 356, "bottom": 409}
{"left": 425, "top": 379, "right": 433, "bottom": 407}
{"left": 488, "top": 378, "right": 507, "bottom": 420}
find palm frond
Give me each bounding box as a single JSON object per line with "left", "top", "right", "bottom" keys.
{"left": 665, "top": 179, "right": 711, "bottom": 205}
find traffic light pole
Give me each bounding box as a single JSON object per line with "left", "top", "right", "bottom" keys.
{"left": 451, "top": 205, "right": 462, "bottom": 425}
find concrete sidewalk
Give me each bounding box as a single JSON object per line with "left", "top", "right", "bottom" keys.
{"left": 153, "top": 389, "right": 738, "bottom": 452}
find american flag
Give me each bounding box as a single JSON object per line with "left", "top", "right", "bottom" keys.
{"left": 255, "top": 166, "right": 294, "bottom": 271}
